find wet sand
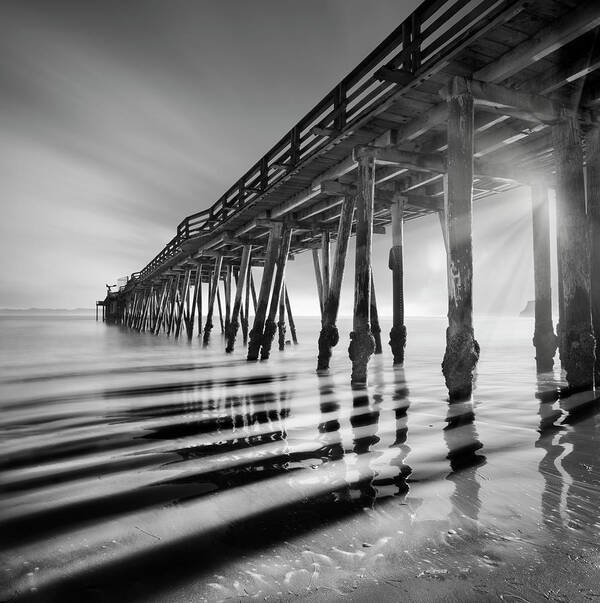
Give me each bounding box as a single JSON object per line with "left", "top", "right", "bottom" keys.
{"left": 1, "top": 315, "right": 599, "bottom": 602}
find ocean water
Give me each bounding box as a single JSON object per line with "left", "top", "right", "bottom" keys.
{"left": 1, "top": 314, "right": 599, "bottom": 602}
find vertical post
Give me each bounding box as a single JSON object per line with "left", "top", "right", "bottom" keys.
{"left": 216, "top": 285, "right": 224, "bottom": 333}
{"left": 261, "top": 226, "right": 293, "bottom": 360}
{"left": 442, "top": 76, "right": 479, "bottom": 400}
{"left": 348, "top": 153, "right": 376, "bottom": 385}
{"left": 187, "top": 267, "right": 200, "bottom": 339}
{"left": 248, "top": 222, "right": 283, "bottom": 360}
{"left": 586, "top": 125, "right": 600, "bottom": 383}
{"left": 96, "top": 303, "right": 98, "bottom": 321}
{"left": 243, "top": 263, "right": 252, "bottom": 344}
{"left": 312, "top": 248, "right": 324, "bottom": 317}
{"left": 531, "top": 182, "right": 558, "bottom": 372}
{"left": 167, "top": 276, "right": 180, "bottom": 335}
{"left": 278, "top": 280, "right": 287, "bottom": 351}
{"left": 175, "top": 269, "right": 191, "bottom": 338}
{"left": 553, "top": 113, "right": 595, "bottom": 389}
{"left": 203, "top": 255, "right": 223, "bottom": 344}
{"left": 250, "top": 270, "right": 258, "bottom": 312}
{"left": 196, "top": 263, "right": 203, "bottom": 337}
{"left": 389, "top": 195, "right": 407, "bottom": 364}
{"left": 370, "top": 273, "right": 382, "bottom": 354}
{"left": 226, "top": 245, "right": 252, "bottom": 352}
{"left": 285, "top": 286, "right": 298, "bottom": 345}
{"left": 322, "top": 230, "right": 330, "bottom": 303}
{"left": 225, "top": 264, "right": 232, "bottom": 333}
{"left": 154, "top": 277, "right": 172, "bottom": 334}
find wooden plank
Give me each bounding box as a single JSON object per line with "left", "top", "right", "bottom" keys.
{"left": 474, "top": 0, "right": 600, "bottom": 83}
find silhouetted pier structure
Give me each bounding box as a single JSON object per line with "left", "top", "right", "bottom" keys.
{"left": 104, "top": 0, "right": 600, "bottom": 398}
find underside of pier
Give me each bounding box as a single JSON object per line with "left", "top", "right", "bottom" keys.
{"left": 107, "top": 0, "right": 600, "bottom": 397}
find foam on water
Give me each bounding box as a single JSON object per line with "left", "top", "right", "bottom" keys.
{"left": 1, "top": 314, "right": 599, "bottom": 602}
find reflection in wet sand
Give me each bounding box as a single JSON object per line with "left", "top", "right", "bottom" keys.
{"left": 2, "top": 316, "right": 600, "bottom": 601}
{"left": 444, "top": 399, "right": 486, "bottom": 530}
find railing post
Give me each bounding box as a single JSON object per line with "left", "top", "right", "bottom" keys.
{"left": 290, "top": 127, "right": 300, "bottom": 166}
{"left": 334, "top": 83, "right": 347, "bottom": 131}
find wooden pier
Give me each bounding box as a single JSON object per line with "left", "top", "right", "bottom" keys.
{"left": 104, "top": 0, "right": 600, "bottom": 398}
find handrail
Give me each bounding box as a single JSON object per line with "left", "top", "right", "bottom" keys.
{"left": 132, "top": 0, "right": 507, "bottom": 284}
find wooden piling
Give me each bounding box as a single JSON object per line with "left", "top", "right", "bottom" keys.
{"left": 348, "top": 155, "right": 376, "bottom": 385}
{"left": 216, "top": 286, "right": 224, "bottom": 334}
{"left": 248, "top": 222, "right": 283, "bottom": 360}
{"left": 242, "top": 263, "right": 252, "bottom": 344}
{"left": 154, "top": 277, "right": 172, "bottom": 334}
{"left": 203, "top": 255, "right": 223, "bottom": 344}
{"left": 224, "top": 265, "right": 232, "bottom": 333}
{"left": 175, "top": 269, "right": 191, "bottom": 338}
{"left": 226, "top": 245, "right": 252, "bottom": 353}
{"left": 553, "top": 113, "right": 595, "bottom": 389}
{"left": 278, "top": 281, "right": 286, "bottom": 351}
{"left": 250, "top": 270, "right": 258, "bottom": 313}
{"left": 196, "top": 263, "right": 203, "bottom": 337}
{"left": 586, "top": 125, "right": 600, "bottom": 384}
{"left": 441, "top": 77, "right": 479, "bottom": 401}
{"left": 137, "top": 289, "right": 150, "bottom": 331}
{"left": 322, "top": 230, "right": 330, "bottom": 303}
{"left": 187, "top": 267, "right": 200, "bottom": 339}
{"left": 530, "top": 182, "right": 558, "bottom": 372}
{"left": 312, "top": 248, "right": 324, "bottom": 317}
{"left": 167, "top": 275, "right": 181, "bottom": 335}
{"left": 261, "top": 226, "right": 293, "bottom": 360}
{"left": 389, "top": 195, "right": 407, "bottom": 364}
{"left": 370, "top": 274, "right": 382, "bottom": 354}
{"left": 317, "top": 193, "right": 355, "bottom": 370}
{"left": 285, "top": 286, "right": 298, "bottom": 345}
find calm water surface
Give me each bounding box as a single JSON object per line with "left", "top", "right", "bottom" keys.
{"left": 1, "top": 314, "right": 599, "bottom": 602}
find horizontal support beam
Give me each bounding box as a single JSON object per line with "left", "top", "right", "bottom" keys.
{"left": 374, "top": 67, "right": 415, "bottom": 86}
{"left": 440, "top": 78, "right": 562, "bottom": 124}
{"left": 311, "top": 126, "right": 342, "bottom": 138}
{"left": 353, "top": 144, "right": 446, "bottom": 172}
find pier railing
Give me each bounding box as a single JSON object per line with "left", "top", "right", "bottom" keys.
{"left": 132, "top": 0, "right": 512, "bottom": 284}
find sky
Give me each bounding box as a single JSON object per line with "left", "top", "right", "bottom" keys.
{"left": 0, "top": 0, "right": 553, "bottom": 316}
